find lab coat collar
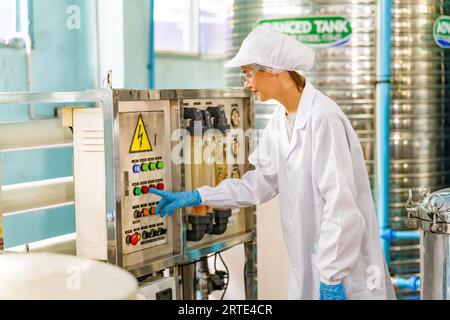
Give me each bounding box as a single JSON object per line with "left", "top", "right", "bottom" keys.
{"left": 294, "top": 81, "right": 316, "bottom": 130}
{"left": 277, "top": 81, "right": 316, "bottom": 160}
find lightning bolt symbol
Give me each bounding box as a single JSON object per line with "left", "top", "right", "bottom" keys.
{"left": 137, "top": 124, "right": 144, "bottom": 148}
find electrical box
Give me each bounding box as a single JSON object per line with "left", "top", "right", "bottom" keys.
{"left": 72, "top": 98, "right": 177, "bottom": 269}
{"left": 72, "top": 89, "right": 254, "bottom": 277}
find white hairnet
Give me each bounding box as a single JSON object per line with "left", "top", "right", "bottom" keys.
{"left": 224, "top": 25, "right": 315, "bottom": 72}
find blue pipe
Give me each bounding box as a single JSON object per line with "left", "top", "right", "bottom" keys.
{"left": 376, "top": 0, "right": 392, "bottom": 265}
{"left": 381, "top": 229, "right": 420, "bottom": 242}
{"left": 401, "top": 296, "right": 420, "bottom": 300}
{"left": 393, "top": 276, "right": 420, "bottom": 292}
{"left": 149, "top": 0, "right": 155, "bottom": 88}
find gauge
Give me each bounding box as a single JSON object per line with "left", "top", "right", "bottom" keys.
{"left": 231, "top": 108, "right": 240, "bottom": 128}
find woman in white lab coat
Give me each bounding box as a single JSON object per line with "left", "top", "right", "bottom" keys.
{"left": 150, "top": 26, "right": 396, "bottom": 300}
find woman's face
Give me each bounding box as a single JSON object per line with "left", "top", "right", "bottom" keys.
{"left": 241, "top": 66, "right": 279, "bottom": 101}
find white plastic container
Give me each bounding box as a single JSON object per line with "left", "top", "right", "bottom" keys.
{"left": 0, "top": 253, "right": 138, "bottom": 300}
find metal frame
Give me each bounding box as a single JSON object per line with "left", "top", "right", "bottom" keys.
{"left": 0, "top": 88, "right": 258, "bottom": 299}
{"left": 0, "top": 90, "right": 110, "bottom": 252}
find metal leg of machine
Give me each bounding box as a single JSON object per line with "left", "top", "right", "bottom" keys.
{"left": 244, "top": 240, "right": 258, "bottom": 300}
{"left": 181, "top": 263, "right": 196, "bottom": 300}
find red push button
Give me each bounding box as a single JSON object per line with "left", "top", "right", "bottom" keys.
{"left": 149, "top": 184, "right": 156, "bottom": 189}
{"left": 157, "top": 183, "right": 165, "bottom": 190}
{"left": 129, "top": 232, "right": 140, "bottom": 246}
{"left": 141, "top": 185, "right": 149, "bottom": 194}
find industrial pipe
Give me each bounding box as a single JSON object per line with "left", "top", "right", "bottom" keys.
{"left": 392, "top": 276, "right": 420, "bottom": 291}
{"left": 376, "top": 0, "right": 392, "bottom": 265}
{"left": 381, "top": 229, "right": 420, "bottom": 242}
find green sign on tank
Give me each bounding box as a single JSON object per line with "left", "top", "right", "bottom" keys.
{"left": 433, "top": 15, "right": 450, "bottom": 49}
{"left": 258, "top": 16, "right": 352, "bottom": 48}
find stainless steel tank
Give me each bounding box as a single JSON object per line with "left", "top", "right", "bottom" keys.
{"left": 389, "top": 0, "right": 450, "bottom": 298}
{"left": 226, "top": 0, "right": 450, "bottom": 299}
{"left": 406, "top": 186, "right": 450, "bottom": 299}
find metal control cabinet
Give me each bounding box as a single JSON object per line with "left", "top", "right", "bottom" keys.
{"left": 70, "top": 89, "right": 256, "bottom": 299}
{"left": 73, "top": 98, "right": 178, "bottom": 269}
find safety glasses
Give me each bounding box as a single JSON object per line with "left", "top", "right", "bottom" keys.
{"left": 239, "top": 64, "right": 285, "bottom": 86}
{"left": 239, "top": 69, "right": 257, "bottom": 87}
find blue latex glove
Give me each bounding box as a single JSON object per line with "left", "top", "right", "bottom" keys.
{"left": 149, "top": 188, "right": 202, "bottom": 217}
{"left": 319, "top": 282, "right": 346, "bottom": 300}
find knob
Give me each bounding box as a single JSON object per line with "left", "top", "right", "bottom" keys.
{"left": 133, "top": 210, "right": 142, "bottom": 219}
{"left": 156, "top": 227, "right": 167, "bottom": 236}
{"left": 142, "top": 208, "right": 150, "bottom": 217}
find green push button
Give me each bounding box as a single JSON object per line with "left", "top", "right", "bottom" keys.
{"left": 141, "top": 163, "right": 149, "bottom": 172}
{"left": 156, "top": 161, "right": 164, "bottom": 170}
{"left": 149, "top": 162, "right": 157, "bottom": 171}
{"left": 133, "top": 187, "right": 142, "bottom": 196}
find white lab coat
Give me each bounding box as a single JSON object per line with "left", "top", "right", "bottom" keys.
{"left": 197, "top": 82, "right": 396, "bottom": 300}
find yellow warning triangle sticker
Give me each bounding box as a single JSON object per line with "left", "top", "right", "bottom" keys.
{"left": 129, "top": 115, "right": 153, "bottom": 153}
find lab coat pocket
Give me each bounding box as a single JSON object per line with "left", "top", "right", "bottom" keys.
{"left": 346, "top": 254, "right": 372, "bottom": 298}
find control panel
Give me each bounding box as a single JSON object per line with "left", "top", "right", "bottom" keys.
{"left": 181, "top": 98, "right": 250, "bottom": 249}
{"left": 118, "top": 111, "right": 170, "bottom": 255}
{"left": 117, "top": 100, "right": 176, "bottom": 268}
{"left": 72, "top": 89, "right": 252, "bottom": 275}
{"left": 72, "top": 100, "right": 177, "bottom": 269}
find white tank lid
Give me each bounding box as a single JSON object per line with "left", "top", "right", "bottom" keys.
{"left": 0, "top": 253, "right": 138, "bottom": 299}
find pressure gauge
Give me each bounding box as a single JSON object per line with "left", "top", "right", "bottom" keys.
{"left": 231, "top": 108, "right": 240, "bottom": 128}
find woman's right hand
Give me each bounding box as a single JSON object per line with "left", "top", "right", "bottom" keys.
{"left": 149, "top": 189, "right": 202, "bottom": 217}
